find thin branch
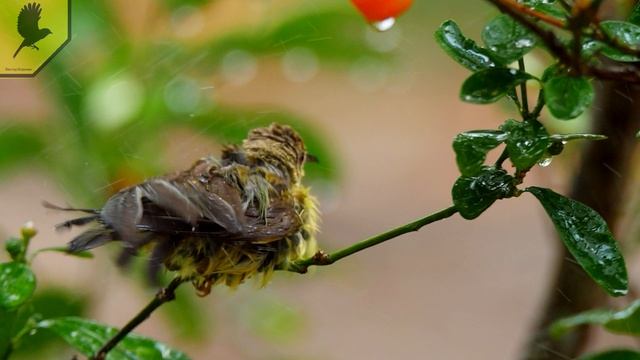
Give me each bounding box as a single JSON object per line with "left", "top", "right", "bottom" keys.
{"left": 91, "top": 277, "right": 186, "bottom": 360}
{"left": 518, "top": 58, "right": 530, "bottom": 118}
{"left": 288, "top": 206, "right": 458, "bottom": 273}
{"left": 485, "top": 0, "right": 640, "bottom": 82}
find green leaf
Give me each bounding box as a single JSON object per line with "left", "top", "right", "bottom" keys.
{"left": 38, "top": 317, "right": 190, "bottom": 360}
{"left": 452, "top": 167, "right": 515, "bottom": 220}
{"left": 482, "top": 14, "right": 537, "bottom": 64}
{"left": 500, "top": 119, "right": 550, "bottom": 170}
{"left": 600, "top": 21, "right": 640, "bottom": 62}
{"left": 33, "top": 246, "right": 94, "bottom": 259}
{"left": 461, "top": 68, "right": 534, "bottom": 104}
{"left": 13, "top": 287, "right": 89, "bottom": 357}
{"left": 550, "top": 309, "right": 612, "bottom": 337}
{"left": 434, "top": 20, "right": 498, "bottom": 71}
{"left": 527, "top": 187, "right": 628, "bottom": 296}
{"left": 452, "top": 131, "right": 506, "bottom": 176}
{"left": 629, "top": 3, "right": 640, "bottom": 26}
{"left": 543, "top": 74, "right": 594, "bottom": 120}
{"left": 0, "top": 262, "right": 36, "bottom": 310}
{"left": 580, "top": 349, "right": 640, "bottom": 360}
{"left": 520, "top": 0, "right": 567, "bottom": 20}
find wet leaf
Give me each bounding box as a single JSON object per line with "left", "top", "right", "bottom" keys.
{"left": 482, "top": 14, "right": 537, "bottom": 64}
{"left": 434, "top": 20, "right": 498, "bottom": 71}
{"left": 580, "top": 349, "right": 640, "bottom": 360}
{"left": 527, "top": 187, "right": 628, "bottom": 296}
{"left": 520, "top": 0, "right": 567, "bottom": 20}
{"left": 630, "top": 3, "right": 640, "bottom": 26}
{"left": 38, "top": 317, "right": 190, "bottom": 360}
{"left": 551, "top": 300, "right": 640, "bottom": 338}
{"left": 600, "top": 21, "right": 640, "bottom": 62}
{"left": 452, "top": 131, "right": 506, "bottom": 176}
{"left": 500, "top": 119, "right": 550, "bottom": 170}
{"left": 460, "top": 68, "right": 534, "bottom": 104}
{"left": 14, "top": 288, "right": 89, "bottom": 357}
{"left": 543, "top": 74, "right": 593, "bottom": 120}
{"left": 452, "top": 167, "right": 515, "bottom": 219}
{"left": 0, "top": 262, "right": 36, "bottom": 310}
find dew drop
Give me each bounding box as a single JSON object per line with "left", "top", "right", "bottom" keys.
{"left": 538, "top": 157, "right": 553, "bottom": 167}
{"left": 371, "top": 17, "right": 396, "bottom": 32}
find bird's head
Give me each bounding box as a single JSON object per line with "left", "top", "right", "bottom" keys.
{"left": 41, "top": 28, "right": 52, "bottom": 37}
{"left": 242, "top": 123, "right": 308, "bottom": 184}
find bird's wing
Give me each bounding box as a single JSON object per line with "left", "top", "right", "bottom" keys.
{"left": 138, "top": 178, "right": 245, "bottom": 234}
{"left": 135, "top": 191, "right": 301, "bottom": 244}
{"left": 17, "top": 3, "right": 42, "bottom": 38}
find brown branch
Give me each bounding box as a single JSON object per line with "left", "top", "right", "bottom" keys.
{"left": 493, "top": 0, "right": 568, "bottom": 28}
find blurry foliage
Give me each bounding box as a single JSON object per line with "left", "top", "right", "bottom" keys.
{"left": 0, "top": 0, "right": 393, "bottom": 357}
{"left": 12, "top": 287, "right": 89, "bottom": 359}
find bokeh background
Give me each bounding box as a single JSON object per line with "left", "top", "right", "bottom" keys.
{"left": 1, "top": 0, "right": 639, "bottom": 359}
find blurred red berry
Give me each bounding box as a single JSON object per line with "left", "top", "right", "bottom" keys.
{"left": 350, "top": 0, "right": 413, "bottom": 22}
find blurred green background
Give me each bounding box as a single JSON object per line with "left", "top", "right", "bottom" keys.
{"left": 2, "top": 0, "right": 636, "bottom": 359}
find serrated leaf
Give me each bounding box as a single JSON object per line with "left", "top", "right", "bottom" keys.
{"left": 434, "top": 20, "right": 498, "bottom": 71}
{"left": 461, "top": 68, "right": 534, "bottom": 104}
{"left": 580, "top": 349, "right": 640, "bottom": 360}
{"left": 452, "top": 167, "right": 515, "bottom": 220}
{"left": 482, "top": 14, "right": 537, "bottom": 64}
{"left": 600, "top": 21, "right": 640, "bottom": 62}
{"left": 543, "top": 74, "right": 593, "bottom": 120}
{"left": 527, "top": 187, "right": 627, "bottom": 296}
{"left": 453, "top": 131, "right": 506, "bottom": 176}
{"left": 0, "top": 262, "right": 36, "bottom": 310}
{"left": 38, "top": 317, "right": 190, "bottom": 360}
{"left": 500, "top": 119, "right": 550, "bottom": 170}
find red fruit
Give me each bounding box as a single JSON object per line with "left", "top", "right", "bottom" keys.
{"left": 350, "top": 0, "right": 413, "bottom": 22}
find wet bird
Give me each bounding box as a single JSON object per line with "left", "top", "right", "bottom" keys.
{"left": 13, "top": 3, "right": 52, "bottom": 58}
{"left": 48, "top": 124, "right": 319, "bottom": 296}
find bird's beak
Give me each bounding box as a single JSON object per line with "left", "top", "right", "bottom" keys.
{"left": 305, "top": 153, "right": 319, "bottom": 163}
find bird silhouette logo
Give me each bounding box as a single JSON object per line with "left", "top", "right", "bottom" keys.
{"left": 13, "top": 2, "right": 52, "bottom": 59}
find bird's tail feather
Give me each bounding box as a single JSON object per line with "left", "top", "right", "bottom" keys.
{"left": 68, "top": 229, "right": 114, "bottom": 252}
{"left": 43, "top": 201, "right": 115, "bottom": 252}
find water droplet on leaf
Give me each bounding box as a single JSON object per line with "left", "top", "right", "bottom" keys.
{"left": 538, "top": 157, "right": 553, "bottom": 167}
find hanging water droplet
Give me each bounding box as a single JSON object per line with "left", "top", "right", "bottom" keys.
{"left": 371, "top": 17, "right": 396, "bottom": 32}
{"left": 538, "top": 157, "right": 553, "bottom": 167}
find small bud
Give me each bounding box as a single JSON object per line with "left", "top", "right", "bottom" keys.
{"left": 5, "top": 237, "right": 25, "bottom": 261}
{"left": 21, "top": 221, "right": 37, "bottom": 240}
